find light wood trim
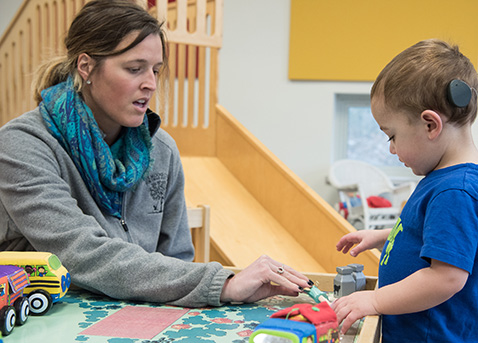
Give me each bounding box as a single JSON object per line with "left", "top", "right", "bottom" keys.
{"left": 304, "top": 272, "right": 378, "bottom": 293}
{"left": 159, "top": 0, "right": 223, "bottom": 48}
{"left": 177, "top": 43, "right": 186, "bottom": 126}
{"left": 223, "top": 269, "right": 379, "bottom": 293}
{"left": 197, "top": 46, "right": 207, "bottom": 128}
{"left": 357, "top": 316, "right": 381, "bottom": 343}
{"left": 162, "top": 45, "right": 219, "bottom": 156}
{"left": 188, "top": 205, "right": 210, "bottom": 263}
{"left": 187, "top": 44, "right": 196, "bottom": 126}
{"left": 209, "top": 236, "right": 232, "bottom": 265}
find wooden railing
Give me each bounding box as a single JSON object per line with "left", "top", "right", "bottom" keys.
{"left": 0, "top": 0, "right": 222, "bottom": 155}
{"left": 0, "top": 0, "right": 87, "bottom": 125}
{"left": 149, "top": 0, "right": 222, "bottom": 156}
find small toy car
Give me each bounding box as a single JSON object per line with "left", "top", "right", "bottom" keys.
{"left": 0, "top": 265, "right": 30, "bottom": 336}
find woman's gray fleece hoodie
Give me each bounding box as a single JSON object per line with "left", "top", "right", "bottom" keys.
{"left": 0, "top": 108, "right": 233, "bottom": 307}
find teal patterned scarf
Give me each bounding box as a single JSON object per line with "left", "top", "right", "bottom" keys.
{"left": 40, "top": 76, "right": 152, "bottom": 218}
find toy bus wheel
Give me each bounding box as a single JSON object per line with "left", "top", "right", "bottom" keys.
{"left": 0, "top": 306, "right": 16, "bottom": 336}
{"left": 28, "top": 290, "right": 52, "bottom": 316}
{"left": 14, "top": 297, "right": 29, "bottom": 325}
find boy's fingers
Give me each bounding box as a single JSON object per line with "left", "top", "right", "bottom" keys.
{"left": 335, "top": 242, "right": 351, "bottom": 254}
{"left": 342, "top": 243, "right": 353, "bottom": 254}
{"left": 350, "top": 246, "right": 363, "bottom": 257}
{"left": 340, "top": 314, "right": 359, "bottom": 335}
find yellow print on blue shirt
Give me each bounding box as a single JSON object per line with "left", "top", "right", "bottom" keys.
{"left": 380, "top": 218, "right": 403, "bottom": 266}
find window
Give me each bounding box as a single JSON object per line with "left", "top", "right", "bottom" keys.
{"left": 334, "top": 94, "right": 413, "bottom": 178}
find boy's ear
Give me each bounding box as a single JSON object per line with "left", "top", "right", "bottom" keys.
{"left": 420, "top": 110, "right": 443, "bottom": 140}
{"left": 77, "top": 53, "right": 95, "bottom": 81}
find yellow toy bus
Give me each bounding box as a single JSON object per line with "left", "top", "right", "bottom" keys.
{"left": 0, "top": 252, "right": 70, "bottom": 315}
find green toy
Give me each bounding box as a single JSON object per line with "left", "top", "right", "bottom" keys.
{"left": 305, "top": 285, "right": 330, "bottom": 303}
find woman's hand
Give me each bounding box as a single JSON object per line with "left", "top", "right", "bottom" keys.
{"left": 220, "top": 255, "right": 310, "bottom": 303}
{"left": 336, "top": 228, "right": 391, "bottom": 257}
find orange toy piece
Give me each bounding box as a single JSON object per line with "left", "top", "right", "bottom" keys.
{"left": 271, "top": 303, "right": 339, "bottom": 343}
{"left": 288, "top": 313, "right": 308, "bottom": 322}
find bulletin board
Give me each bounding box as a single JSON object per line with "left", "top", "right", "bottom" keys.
{"left": 289, "top": 0, "right": 478, "bottom": 81}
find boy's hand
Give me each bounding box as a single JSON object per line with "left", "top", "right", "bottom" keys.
{"left": 332, "top": 260, "right": 469, "bottom": 334}
{"left": 331, "top": 290, "right": 380, "bottom": 334}
{"left": 336, "top": 229, "right": 391, "bottom": 257}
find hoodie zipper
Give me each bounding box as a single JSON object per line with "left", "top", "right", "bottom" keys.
{"left": 119, "top": 217, "right": 132, "bottom": 243}
{"left": 120, "top": 195, "right": 132, "bottom": 242}
{"left": 120, "top": 219, "right": 129, "bottom": 232}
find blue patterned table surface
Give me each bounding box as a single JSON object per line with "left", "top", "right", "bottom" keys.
{"left": 6, "top": 289, "right": 362, "bottom": 343}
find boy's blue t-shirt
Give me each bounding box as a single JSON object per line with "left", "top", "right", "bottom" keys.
{"left": 379, "top": 163, "right": 478, "bottom": 343}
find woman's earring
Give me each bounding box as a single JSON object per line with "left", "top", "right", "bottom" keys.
{"left": 86, "top": 80, "right": 92, "bottom": 85}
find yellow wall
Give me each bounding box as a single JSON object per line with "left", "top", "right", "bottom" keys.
{"left": 289, "top": 0, "right": 478, "bottom": 81}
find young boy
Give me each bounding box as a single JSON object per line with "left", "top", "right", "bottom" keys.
{"left": 332, "top": 39, "right": 478, "bottom": 342}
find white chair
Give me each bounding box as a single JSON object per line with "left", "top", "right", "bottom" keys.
{"left": 187, "top": 205, "right": 211, "bottom": 263}
{"left": 327, "top": 159, "right": 415, "bottom": 230}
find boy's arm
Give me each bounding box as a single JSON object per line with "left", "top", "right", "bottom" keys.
{"left": 332, "top": 259, "right": 468, "bottom": 333}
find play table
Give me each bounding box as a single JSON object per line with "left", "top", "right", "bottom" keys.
{"left": 6, "top": 273, "right": 380, "bottom": 343}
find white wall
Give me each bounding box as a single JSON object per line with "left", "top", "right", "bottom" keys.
{"left": 3, "top": 0, "right": 478, "bottom": 206}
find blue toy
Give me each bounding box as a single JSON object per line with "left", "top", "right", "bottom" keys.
{"left": 249, "top": 318, "right": 317, "bottom": 343}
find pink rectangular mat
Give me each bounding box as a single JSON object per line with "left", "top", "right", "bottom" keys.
{"left": 80, "top": 306, "right": 189, "bottom": 339}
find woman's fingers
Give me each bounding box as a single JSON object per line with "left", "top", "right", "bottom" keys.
{"left": 267, "top": 258, "right": 309, "bottom": 290}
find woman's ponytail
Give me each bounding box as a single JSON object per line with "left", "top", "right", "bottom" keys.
{"left": 32, "top": 56, "right": 70, "bottom": 104}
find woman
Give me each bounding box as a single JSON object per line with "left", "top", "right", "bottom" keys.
{"left": 0, "top": 0, "right": 310, "bottom": 307}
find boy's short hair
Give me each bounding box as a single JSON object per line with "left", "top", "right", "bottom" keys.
{"left": 371, "top": 39, "right": 478, "bottom": 126}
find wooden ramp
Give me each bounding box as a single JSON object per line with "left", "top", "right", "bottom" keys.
{"left": 178, "top": 105, "right": 381, "bottom": 275}
{"left": 183, "top": 156, "right": 327, "bottom": 272}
